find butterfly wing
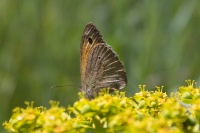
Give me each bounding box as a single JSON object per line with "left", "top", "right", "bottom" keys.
{"left": 80, "top": 23, "right": 127, "bottom": 99}
{"left": 80, "top": 22, "right": 105, "bottom": 88}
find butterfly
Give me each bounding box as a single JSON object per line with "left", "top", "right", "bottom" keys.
{"left": 80, "top": 22, "right": 127, "bottom": 99}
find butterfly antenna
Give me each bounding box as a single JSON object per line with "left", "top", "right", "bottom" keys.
{"left": 50, "top": 85, "right": 80, "bottom": 90}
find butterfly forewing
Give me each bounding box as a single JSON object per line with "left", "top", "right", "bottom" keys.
{"left": 80, "top": 23, "right": 105, "bottom": 86}
{"left": 80, "top": 23, "right": 127, "bottom": 99}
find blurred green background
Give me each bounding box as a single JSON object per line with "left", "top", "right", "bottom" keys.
{"left": 1, "top": 0, "right": 200, "bottom": 131}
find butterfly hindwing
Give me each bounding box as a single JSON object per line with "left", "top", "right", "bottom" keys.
{"left": 84, "top": 44, "right": 127, "bottom": 98}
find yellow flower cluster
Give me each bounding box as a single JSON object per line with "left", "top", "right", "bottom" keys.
{"left": 3, "top": 80, "right": 200, "bottom": 133}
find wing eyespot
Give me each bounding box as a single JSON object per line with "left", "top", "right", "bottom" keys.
{"left": 88, "top": 37, "right": 93, "bottom": 44}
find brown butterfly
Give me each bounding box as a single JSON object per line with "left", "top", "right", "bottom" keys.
{"left": 80, "top": 22, "right": 127, "bottom": 99}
